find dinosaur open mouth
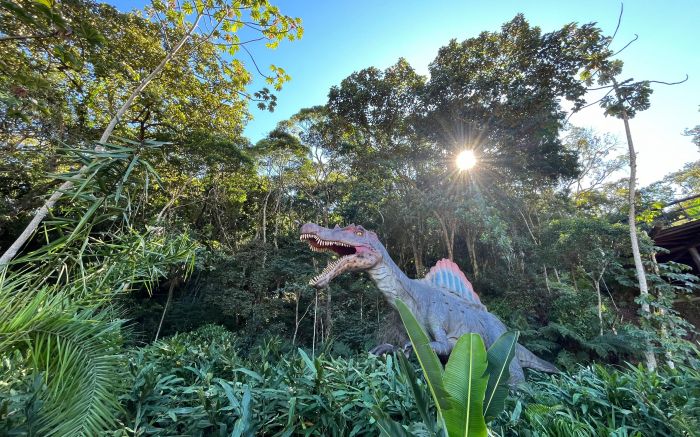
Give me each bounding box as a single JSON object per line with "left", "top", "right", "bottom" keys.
{"left": 300, "top": 233, "right": 361, "bottom": 287}
{"left": 300, "top": 233, "right": 358, "bottom": 256}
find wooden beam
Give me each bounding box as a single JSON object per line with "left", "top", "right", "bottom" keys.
{"left": 689, "top": 246, "right": 700, "bottom": 272}
{"left": 675, "top": 296, "right": 700, "bottom": 304}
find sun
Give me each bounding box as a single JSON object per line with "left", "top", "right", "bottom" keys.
{"left": 456, "top": 150, "right": 477, "bottom": 171}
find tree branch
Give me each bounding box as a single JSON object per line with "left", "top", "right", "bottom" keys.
{"left": 0, "top": 30, "right": 64, "bottom": 43}
{"left": 241, "top": 43, "right": 272, "bottom": 80}
{"left": 0, "top": 14, "right": 204, "bottom": 266}
{"left": 611, "top": 34, "right": 638, "bottom": 57}
{"left": 646, "top": 75, "right": 689, "bottom": 86}
{"left": 608, "top": 3, "right": 624, "bottom": 47}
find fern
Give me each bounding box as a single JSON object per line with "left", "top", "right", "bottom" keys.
{"left": 0, "top": 140, "right": 196, "bottom": 435}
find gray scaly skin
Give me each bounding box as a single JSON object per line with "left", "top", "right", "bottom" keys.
{"left": 300, "top": 222, "right": 558, "bottom": 384}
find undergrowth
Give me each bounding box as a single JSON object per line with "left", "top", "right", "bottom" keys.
{"left": 7, "top": 324, "right": 696, "bottom": 435}
{"left": 118, "top": 326, "right": 700, "bottom": 436}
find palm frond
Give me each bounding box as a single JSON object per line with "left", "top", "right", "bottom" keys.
{"left": 1, "top": 139, "right": 196, "bottom": 435}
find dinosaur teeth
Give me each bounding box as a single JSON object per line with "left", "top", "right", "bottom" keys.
{"left": 309, "top": 254, "right": 355, "bottom": 285}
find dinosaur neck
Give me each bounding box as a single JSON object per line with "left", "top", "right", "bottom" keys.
{"left": 367, "top": 245, "right": 421, "bottom": 311}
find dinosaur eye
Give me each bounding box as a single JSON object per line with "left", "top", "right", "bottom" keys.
{"left": 355, "top": 230, "right": 363, "bottom": 236}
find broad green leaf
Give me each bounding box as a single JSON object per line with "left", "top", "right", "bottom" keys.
{"left": 231, "top": 385, "right": 254, "bottom": 437}
{"left": 297, "top": 348, "right": 316, "bottom": 376}
{"left": 484, "top": 331, "right": 520, "bottom": 422}
{"left": 483, "top": 331, "right": 519, "bottom": 421}
{"left": 397, "top": 351, "right": 438, "bottom": 432}
{"left": 442, "top": 334, "right": 489, "bottom": 437}
{"left": 395, "top": 299, "right": 451, "bottom": 411}
{"left": 371, "top": 406, "right": 413, "bottom": 437}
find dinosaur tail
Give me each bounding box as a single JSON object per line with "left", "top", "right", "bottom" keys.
{"left": 516, "top": 344, "right": 559, "bottom": 374}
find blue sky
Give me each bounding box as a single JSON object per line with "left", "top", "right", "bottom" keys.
{"left": 111, "top": 0, "right": 699, "bottom": 186}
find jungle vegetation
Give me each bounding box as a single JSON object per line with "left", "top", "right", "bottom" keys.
{"left": 1, "top": 0, "right": 699, "bottom": 435}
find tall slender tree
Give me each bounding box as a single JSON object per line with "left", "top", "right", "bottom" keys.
{"left": 577, "top": 11, "right": 688, "bottom": 368}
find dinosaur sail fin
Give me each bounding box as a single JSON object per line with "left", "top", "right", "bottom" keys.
{"left": 424, "top": 259, "right": 483, "bottom": 307}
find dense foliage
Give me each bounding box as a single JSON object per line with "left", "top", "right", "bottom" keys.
{"left": 6, "top": 325, "right": 697, "bottom": 435}
{"left": 1, "top": 1, "right": 699, "bottom": 435}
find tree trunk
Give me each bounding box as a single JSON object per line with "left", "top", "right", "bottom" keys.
{"left": 155, "top": 274, "right": 180, "bottom": 341}
{"left": 0, "top": 14, "right": 203, "bottom": 266}
{"left": 688, "top": 246, "right": 700, "bottom": 272}
{"left": 292, "top": 290, "right": 314, "bottom": 346}
{"left": 292, "top": 289, "right": 301, "bottom": 346}
{"left": 273, "top": 170, "right": 285, "bottom": 250}
{"left": 434, "top": 211, "right": 454, "bottom": 261}
{"left": 614, "top": 78, "right": 657, "bottom": 371}
{"left": 324, "top": 287, "right": 332, "bottom": 340}
{"left": 466, "top": 231, "right": 479, "bottom": 278}
{"left": 273, "top": 192, "right": 281, "bottom": 250}
{"left": 312, "top": 291, "right": 318, "bottom": 358}
{"left": 261, "top": 190, "right": 271, "bottom": 244}
{"left": 410, "top": 237, "right": 424, "bottom": 277}
{"left": 360, "top": 294, "right": 363, "bottom": 322}
{"left": 594, "top": 274, "right": 604, "bottom": 336}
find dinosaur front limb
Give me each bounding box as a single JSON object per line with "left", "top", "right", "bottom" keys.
{"left": 428, "top": 341, "right": 452, "bottom": 356}
{"left": 369, "top": 343, "right": 398, "bottom": 356}
{"left": 370, "top": 342, "right": 414, "bottom": 357}
{"left": 428, "top": 324, "right": 453, "bottom": 357}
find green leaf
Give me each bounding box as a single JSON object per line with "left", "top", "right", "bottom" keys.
{"left": 397, "top": 352, "right": 437, "bottom": 432}
{"left": 114, "top": 155, "right": 140, "bottom": 203}
{"left": 483, "top": 331, "right": 519, "bottom": 421}
{"left": 230, "top": 385, "right": 254, "bottom": 437}
{"left": 371, "top": 406, "right": 413, "bottom": 437}
{"left": 442, "top": 334, "right": 489, "bottom": 437}
{"left": 297, "top": 348, "right": 316, "bottom": 377}
{"left": 215, "top": 378, "right": 240, "bottom": 409}
{"left": 395, "top": 299, "right": 452, "bottom": 411}
{"left": 232, "top": 367, "right": 263, "bottom": 381}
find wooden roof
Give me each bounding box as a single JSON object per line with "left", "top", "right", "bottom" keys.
{"left": 652, "top": 219, "right": 700, "bottom": 272}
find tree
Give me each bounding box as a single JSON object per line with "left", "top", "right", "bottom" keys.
{"left": 422, "top": 15, "right": 608, "bottom": 184}
{"left": 281, "top": 106, "right": 348, "bottom": 227}
{"left": 0, "top": 0, "right": 302, "bottom": 266}
{"left": 253, "top": 128, "right": 305, "bottom": 248}
{"left": 543, "top": 217, "right": 628, "bottom": 335}
{"left": 562, "top": 126, "right": 627, "bottom": 203}
{"left": 577, "top": 14, "right": 688, "bottom": 368}
{"left": 684, "top": 106, "right": 700, "bottom": 151}
{"left": 0, "top": 139, "right": 197, "bottom": 434}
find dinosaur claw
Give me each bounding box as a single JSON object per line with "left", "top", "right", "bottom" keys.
{"left": 369, "top": 343, "right": 396, "bottom": 356}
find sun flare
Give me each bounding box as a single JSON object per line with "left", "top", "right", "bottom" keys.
{"left": 456, "top": 150, "right": 477, "bottom": 171}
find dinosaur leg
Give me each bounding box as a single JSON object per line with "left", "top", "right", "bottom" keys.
{"left": 428, "top": 324, "right": 453, "bottom": 357}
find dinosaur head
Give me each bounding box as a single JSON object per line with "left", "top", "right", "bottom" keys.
{"left": 300, "top": 223, "right": 383, "bottom": 288}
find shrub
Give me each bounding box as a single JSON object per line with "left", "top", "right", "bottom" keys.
{"left": 118, "top": 325, "right": 427, "bottom": 436}
{"left": 494, "top": 362, "right": 700, "bottom": 436}
{"left": 117, "top": 325, "right": 700, "bottom": 436}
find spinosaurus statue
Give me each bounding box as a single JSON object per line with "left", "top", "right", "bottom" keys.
{"left": 300, "top": 222, "right": 558, "bottom": 383}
